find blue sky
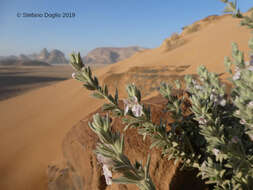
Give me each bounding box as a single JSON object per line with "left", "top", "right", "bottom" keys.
{"left": 1, "top": 0, "right": 253, "bottom": 57}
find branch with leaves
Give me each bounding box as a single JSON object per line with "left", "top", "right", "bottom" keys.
{"left": 70, "top": 53, "right": 123, "bottom": 116}
{"left": 70, "top": 42, "right": 253, "bottom": 189}
{"left": 220, "top": 0, "right": 242, "bottom": 18}
{"left": 89, "top": 113, "right": 156, "bottom": 190}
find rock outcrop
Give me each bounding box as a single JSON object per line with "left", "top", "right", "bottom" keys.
{"left": 48, "top": 95, "right": 208, "bottom": 190}
{"left": 83, "top": 47, "right": 146, "bottom": 65}
{"left": 46, "top": 49, "right": 68, "bottom": 64}
{"left": 36, "top": 48, "right": 68, "bottom": 64}
{"left": 38, "top": 48, "right": 50, "bottom": 60}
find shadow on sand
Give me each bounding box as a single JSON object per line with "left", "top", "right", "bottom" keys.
{"left": 0, "top": 75, "right": 67, "bottom": 100}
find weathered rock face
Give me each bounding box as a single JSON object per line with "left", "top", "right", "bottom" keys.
{"left": 37, "top": 48, "right": 68, "bottom": 64}
{"left": 46, "top": 49, "right": 68, "bottom": 64}
{"left": 83, "top": 47, "right": 146, "bottom": 65}
{"left": 48, "top": 95, "right": 208, "bottom": 190}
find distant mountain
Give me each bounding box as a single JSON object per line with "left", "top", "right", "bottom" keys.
{"left": 35, "top": 48, "right": 68, "bottom": 64}
{"left": 0, "top": 55, "right": 18, "bottom": 61}
{"left": 0, "top": 46, "right": 145, "bottom": 66}
{"left": 19, "top": 54, "right": 30, "bottom": 61}
{"left": 83, "top": 46, "right": 147, "bottom": 65}
{"left": 19, "top": 60, "right": 51, "bottom": 66}
{"left": 0, "top": 57, "right": 50, "bottom": 66}
{"left": 0, "top": 48, "right": 68, "bottom": 66}
{"left": 0, "top": 53, "right": 51, "bottom": 66}
{"left": 37, "top": 48, "right": 50, "bottom": 60}
{"left": 46, "top": 49, "right": 68, "bottom": 64}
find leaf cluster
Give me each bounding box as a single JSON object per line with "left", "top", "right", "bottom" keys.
{"left": 89, "top": 114, "right": 156, "bottom": 190}
{"left": 220, "top": 0, "right": 242, "bottom": 18}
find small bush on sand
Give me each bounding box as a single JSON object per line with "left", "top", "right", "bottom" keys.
{"left": 186, "top": 23, "right": 200, "bottom": 34}
{"left": 163, "top": 33, "right": 185, "bottom": 52}
{"left": 170, "top": 32, "right": 180, "bottom": 41}
{"left": 248, "top": 7, "right": 253, "bottom": 13}
{"left": 220, "top": 0, "right": 243, "bottom": 18}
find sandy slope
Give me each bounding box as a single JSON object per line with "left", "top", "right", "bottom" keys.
{"left": 103, "top": 15, "right": 251, "bottom": 75}
{"left": 0, "top": 67, "right": 108, "bottom": 190}
{"left": 0, "top": 14, "right": 252, "bottom": 190}
{"left": 98, "top": 15, "right": 252, "bottom": 99}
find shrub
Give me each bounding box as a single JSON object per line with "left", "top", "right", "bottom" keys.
{"left": 70, "top": 38, "right": 253, "bottom": 189}
{"left": 248, "top": 7, "right": 253, "bottom": 13}
{"left": 70, "top": 3, "right": 253, "bottom": 190}
{"left": 186, "top": 23, "right": 200, "bottom": 34}
{"left": 240, "top": 12, "right": 253, "bottom": 29}
{"left": 220, "top": 0, "right": 243, "bottom": 18}
{"left": 163, "top": 33, "right": 185, "bottom": 52}
{"left": 170, "top": 32, "right": 180, "bottom": 41}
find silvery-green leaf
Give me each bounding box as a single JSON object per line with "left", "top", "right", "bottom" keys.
{"left": 92, "top": 92, "right": 105, "bottom": 99}
{"left": 102, "top": 103, "right": 116, "bottom": 111}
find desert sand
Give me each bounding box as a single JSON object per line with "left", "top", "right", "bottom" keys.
{"left": 0, "top": 14, "right": 252, "bottom": 190}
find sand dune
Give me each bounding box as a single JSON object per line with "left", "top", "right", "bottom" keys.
{"left": 103, "top": 15, "right": 251, "bottom": 75}
{"left": 99, "top": 15, "right": 251, "bottom": 98}
{"left": 0, "top": 13, "right": 252, "bottom": 190}
{"left": 0, "top": 69, "right": 107, "bottom": 190}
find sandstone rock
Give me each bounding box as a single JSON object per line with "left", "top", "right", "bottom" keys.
{"left": 47, "top": 49, "right": 68, "bottom": 64}
{"left": 83, "top": 47, "right": 146, "bottom": 65}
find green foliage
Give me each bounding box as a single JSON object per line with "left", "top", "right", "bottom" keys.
{"left": 186, "top": 23, "right": 200, "bottom": 34}
{"left": 70, "top": 55, "right": 123, "bottom": 116}
{"left": 71, "top": 40, "right": 253, "bottom": 189}
{"left": 70, "top": 52, "right": 84, "bottom": 71}
{"left": 126, "top": 83, "right": 142, "bottom": 102}
{"left": 226, "top": 42, "right": 253, "bottom": 143}
{"left": 89, "top": 114, "right": 156, "bottom": 190}
{"left": 70, "top": 4, "right": 253, "bottom": 189}
{"left": 220, "top": 0, "right": 242, "bottom": 18}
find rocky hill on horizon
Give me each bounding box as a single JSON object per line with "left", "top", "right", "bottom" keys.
{"left": 0, "top": 46, "right": 147, "bottom": 66}
{"left": 0, "top": 48, "right": 68, "bottom": 66}
{"left": 83, "top": 46, "right": 147, "bottom": 65}
{"left": 36, "top": 48, "right": 68, "bottom": 64}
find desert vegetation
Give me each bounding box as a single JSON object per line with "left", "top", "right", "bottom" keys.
{"left": 162, "top": 32, "right": 186, "bottom": 52}
{"left": 220, "top": 0, "right": 242, "bottom": 18}
{"left": 248, "top": 7, "right": 253, "bottom": 12}
{"left": 70, "top": 1, "right": 253, "bottom": 189}
{"left": 241, "top": 12, "right": 253, "bottom": 28}
{"left": 185, "top": 23, "right": 201, "bottom": 34}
